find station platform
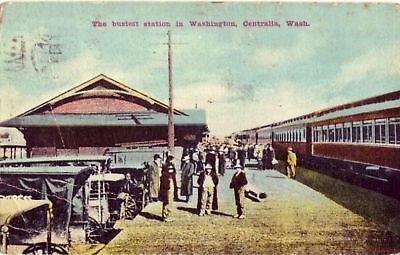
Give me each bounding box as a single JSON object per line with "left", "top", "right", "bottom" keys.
{"left": 93, "top": 166, "right": 400, "bottom": 254}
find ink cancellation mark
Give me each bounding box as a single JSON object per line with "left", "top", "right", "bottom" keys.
{"left": 3, "top": 34, "right": 63, "bottom": 73}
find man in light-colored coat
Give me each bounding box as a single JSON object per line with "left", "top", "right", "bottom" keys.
{"left": 148, "top": 154, "right": 162, "bottom": 202}
{"left": 286, "top": 147, "right": 297, "bottom": 178}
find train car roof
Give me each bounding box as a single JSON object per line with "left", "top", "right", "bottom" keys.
{"left": 274, "top": 98, "right": 400, "bottom": 128}
{"left": 239, "top": 90, "right": 399, "bottom": 131}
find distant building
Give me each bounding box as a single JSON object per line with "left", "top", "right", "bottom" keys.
{"left": 0, "top": 74, "right": 208, "bottom": 157}
{"left": 0, "top": 128, "right": 26, "bottom": 159}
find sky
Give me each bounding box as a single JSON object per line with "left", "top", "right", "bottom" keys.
{"left": 0, "top": 2, "right": 399, "bottom": 137}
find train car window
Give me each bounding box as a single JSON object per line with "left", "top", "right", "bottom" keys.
{"left": 335, "top": 123, "right": 343, "bottom": 142}
{"left": 352, "top": 121, "right": 362, "bottom": 143}
{"left": 375, "top": 119, "right": 386, "bottom": 144}
{"left": 343, "top": 122, "right": 352, "bottom": 142}
{"left": 311, "top": 127, "right": 315, "bottom": 142}
{"left": 322, "top": 126, "right": 328, "bottom": 142}
{"left": 313, "top": 126, "right": 322, "bottom": 142}
{"left": 328, "top": 125, "right": 335, "bottom": 142}
{"left": 318, "top": 126, "right": 322, "bottom": 142}
{"left": 388, "top": 118, "right": 399, "bottom": 144}
{"left": 362, "top": 120, "right": 373, "bottom": 143}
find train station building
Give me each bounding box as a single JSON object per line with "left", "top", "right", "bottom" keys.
{"left": 0, "top": 74, "right": 208, "bottom": 157}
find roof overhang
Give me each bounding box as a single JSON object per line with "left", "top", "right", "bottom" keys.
{"left": 0, "top": 110, "right": 207, "bottom": 128}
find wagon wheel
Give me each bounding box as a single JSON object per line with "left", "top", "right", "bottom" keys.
{"left": 22, "top": 242, "right": 68, "bottom": 254}
{"left": 121, "top": 195, "right": 137, "bottom": 220}
{"left": 85, "top": 217, "right": 104, "bottom": 243}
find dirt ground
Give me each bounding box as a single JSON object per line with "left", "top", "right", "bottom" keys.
{"left": 71, "top": 166, "right": 400, "bottom": 255}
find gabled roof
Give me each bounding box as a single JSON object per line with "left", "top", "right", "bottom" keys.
{"left": 18, "top": 74, "right": 185, "bottom": 116}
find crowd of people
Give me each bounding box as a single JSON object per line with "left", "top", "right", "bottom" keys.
{"left": 120, "top": 141, "right": 297, "bottom": 222}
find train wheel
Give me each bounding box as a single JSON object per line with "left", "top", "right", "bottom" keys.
{"left": 22, "top": 242, "right": 68, "bottom": 254}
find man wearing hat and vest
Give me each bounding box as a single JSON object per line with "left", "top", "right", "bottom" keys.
{"left": 229, "top": 163, "right": 248, "bottom": 219}
{"left": 286, "top": 147, "right": 297, "bottom": 178}
{"left": 197, "top": 163, "right": 219, "bottom": 216}
{"left": 160, "top": 155, "right": 177, "bottom": 222}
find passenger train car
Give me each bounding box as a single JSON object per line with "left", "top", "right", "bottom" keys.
{"left": 235, "top": 90, "right": 400, "bottom": 198}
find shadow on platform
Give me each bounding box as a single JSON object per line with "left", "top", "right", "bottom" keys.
{"left": 177, "top": 206, "right": 235, "bottom": 218}
{"left": 211, "top": 211, "right": 234, "bottom": 217}
{"left": 176, "top": 206, "right": 198, "bottom": 215}
{"left": 139, "top": 211, "right": 164, "bottom": 222}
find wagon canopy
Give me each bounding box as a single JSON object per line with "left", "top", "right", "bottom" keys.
{"left": 0, "top": 199, "right": 51, "bottom": 226}
{"left": 0, "top": 166, "right": 93, "bottom": 232}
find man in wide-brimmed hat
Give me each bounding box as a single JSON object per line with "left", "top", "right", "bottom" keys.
{"left": 229, "top": 163, "right": 248, "bottom": 219}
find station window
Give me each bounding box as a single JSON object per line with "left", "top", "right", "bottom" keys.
{"left": 389, "top": 118, "right": 400, "bottom": 144}
{"left": 335, "top": 123, "right": 343, "bottom": 142}
{"left": 375, "top": 119, "right": 386, "bottom": 143}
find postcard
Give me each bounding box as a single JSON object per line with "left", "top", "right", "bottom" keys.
{"left": 0, "top": 2, "right": 399, "bottom": 254}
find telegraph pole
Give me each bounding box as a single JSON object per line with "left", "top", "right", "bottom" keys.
{"left": 167, "top": 31, "right": 175, "bottom": 153}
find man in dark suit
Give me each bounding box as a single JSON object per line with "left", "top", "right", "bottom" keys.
{"left": 160, "top": 155, "right": 177, "bottom": 222}
{"left": 229, "top": 163, "right": 248, "bottom": 219}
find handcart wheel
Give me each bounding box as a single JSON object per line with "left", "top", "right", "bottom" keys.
{"left": 86, "top": 217, "right": 104, "bottom": 243}
{"left": 22, "top": 242, "right": 68, "bottom": 254}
